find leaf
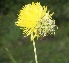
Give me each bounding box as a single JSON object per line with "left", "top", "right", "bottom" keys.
{"left": 5, "top": 48, "right": 16, "bottom": 63}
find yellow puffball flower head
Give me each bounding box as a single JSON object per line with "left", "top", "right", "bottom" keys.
{"left": 15, "top": 2, "right": 57, "bottom": 41}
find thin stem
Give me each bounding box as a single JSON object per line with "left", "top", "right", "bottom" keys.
{"left": 33, "top": 40, "right": 38, "bottom": 63}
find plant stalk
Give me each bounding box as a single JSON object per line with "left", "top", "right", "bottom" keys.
{"left": 33, "top": 40, "right": 38, "bottom": 63}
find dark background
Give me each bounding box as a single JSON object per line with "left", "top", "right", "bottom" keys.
{"left": 0, "top": 0, "right": 69, "bottom": 63}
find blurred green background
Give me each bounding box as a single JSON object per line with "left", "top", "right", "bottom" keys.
{"left": 0, "top": 0, "right": 69, "bottom": 63}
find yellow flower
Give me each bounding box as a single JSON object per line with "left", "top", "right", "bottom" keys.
{"left": 15, "top": 2, "right": 57, "bottom": 41}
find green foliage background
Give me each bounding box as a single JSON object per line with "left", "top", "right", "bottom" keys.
{"left": 0, "top": 0, "right": 69, "bottom": 63}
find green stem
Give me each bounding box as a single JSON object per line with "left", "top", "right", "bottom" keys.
{"left": 33, "top": 40, "right": 38, "bottom": 63}
{"left": 5, "top": 48, "right": 16, "bottom": 63}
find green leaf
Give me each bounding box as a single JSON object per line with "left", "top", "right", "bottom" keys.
{"left": 5, "top": 48, "right": 16, "bottom": 63}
